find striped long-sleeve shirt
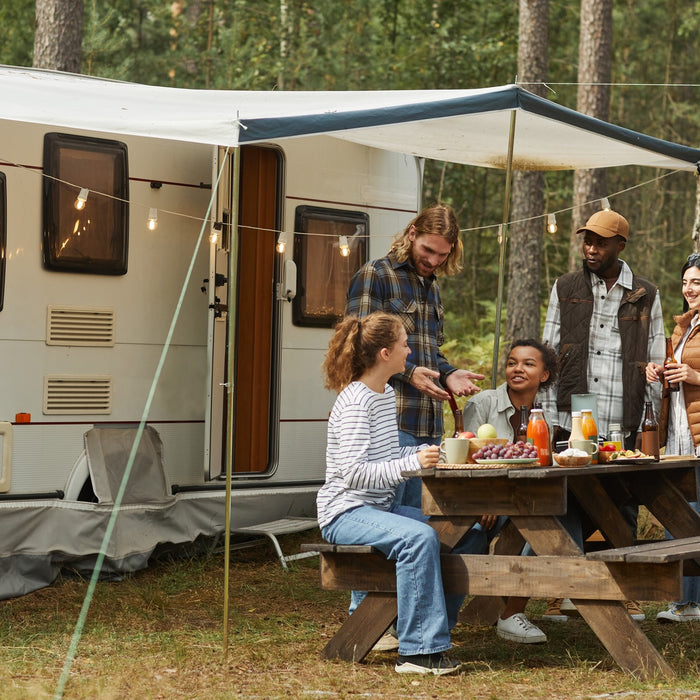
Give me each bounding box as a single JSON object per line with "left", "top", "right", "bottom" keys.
{"left": 317, "top": 381, "right": 422, "bottom": 528}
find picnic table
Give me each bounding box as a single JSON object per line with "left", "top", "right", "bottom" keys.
{"left": 306, "top": 457, "right": 700, "bottom": 679}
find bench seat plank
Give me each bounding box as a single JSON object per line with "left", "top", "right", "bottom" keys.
{"left": 587, "top": 535, "right": 700, "bottom": 563}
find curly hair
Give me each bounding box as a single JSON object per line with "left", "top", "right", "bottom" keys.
{"left": 323, "top": 312, "right": 404, "bottom": 392}
{"left": 388, "top": 204, "right": 463, "bottom": 276}
{"left": 507, "top": 339, "right": 559, "bottom": 390}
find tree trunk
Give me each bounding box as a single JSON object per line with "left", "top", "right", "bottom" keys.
{"left": 505, "top": 0, "right": 549, "bottom": 348}
{"left": 568, "top": 0, "right": 612, "bottom": 271}
{"left": 33, "top": 0, "right": 84, "bottom": 72}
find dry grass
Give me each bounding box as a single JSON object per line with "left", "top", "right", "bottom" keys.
{"left": 1, "top": 530, "right": 699, "bottom": 699}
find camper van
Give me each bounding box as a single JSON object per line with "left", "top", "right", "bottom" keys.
{"left": 0, "top": 106, "right": 420, "bottom": 598}
{"left": 2, "top": 66, "right": 699, "bottom": 599}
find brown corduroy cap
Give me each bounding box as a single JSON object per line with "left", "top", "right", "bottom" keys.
{"left": 576, "top": 210, "right": 629, "bottom": 241}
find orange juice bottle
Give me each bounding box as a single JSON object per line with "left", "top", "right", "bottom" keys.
{"left": 526, "top": 408, "right": 551, "bottom": 466}
{"left": 581, "top": 409, "right": 598, "bottom": 463}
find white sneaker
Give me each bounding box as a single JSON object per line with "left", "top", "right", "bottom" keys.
{"left": 560, "top": 598, "right": 578, "bottom": 614}
{"left": 497, "top": 613, "right": 547, "bottom": 644}
{"left": 373, "top": 631, "right": 400, "bottom": 651}
{"left": 656, "top": 603, "right": 700, "bottom": 623}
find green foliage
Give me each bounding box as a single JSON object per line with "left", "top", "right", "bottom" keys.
{"left": 1, "top": 0, "right": 699, "bottom": 340}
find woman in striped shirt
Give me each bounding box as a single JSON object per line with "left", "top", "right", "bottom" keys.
{"left": 317, "top": 312, "right": 487, "bottom": 675}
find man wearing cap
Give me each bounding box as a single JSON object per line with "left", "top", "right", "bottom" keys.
{"left": 540, "top": 209, "right": 665, "bottom": 623}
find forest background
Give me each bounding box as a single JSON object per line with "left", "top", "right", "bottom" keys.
{"left": 3, "top": 0, "right": 700, "bottom": 386}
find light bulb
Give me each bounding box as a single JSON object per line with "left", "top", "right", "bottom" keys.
{"left": 339, "top": 235, "right": 350, "bottom": 257}
{"left": 209, "top": 231, "right": 219, "bottom": 244}
{"left": 147, "top": 208, "right": 158, "bottom": 231}
{"left": 75, "top": 188, "right": 89, "bottom": 210}
{"left": 276, "top": 232, "right": 288, "bottom": 254}
{"left": 547, "top": 213, "right": 557, "bottom": 234}
{"left": 601, "top": 197, "right": 611, "bottom": 211}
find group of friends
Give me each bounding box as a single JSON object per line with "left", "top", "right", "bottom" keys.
{"left": 316, "top": 204, "right": 700, "bottom": 675}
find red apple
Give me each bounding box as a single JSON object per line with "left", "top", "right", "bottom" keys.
{"left": 457, "top": 431, "right": 475, "bottom": 439}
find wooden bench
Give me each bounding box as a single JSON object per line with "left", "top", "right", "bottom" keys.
{"left": 301, "top": 540, "right": 689, "bottom": 662}
{"left": 586, "top": 535, "right": 700, "bottom": 575}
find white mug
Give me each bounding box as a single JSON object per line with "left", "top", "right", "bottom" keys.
{"left": 440, "top": 437, "right": 470, "bottom": 464}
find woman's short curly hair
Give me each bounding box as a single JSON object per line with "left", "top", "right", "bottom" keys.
{"left": 507, "top": 339, "right": 559, "bottom": 390}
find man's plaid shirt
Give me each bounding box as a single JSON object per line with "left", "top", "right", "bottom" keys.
{"left": 346, "top": 254, "right": 455, "bottom": 439}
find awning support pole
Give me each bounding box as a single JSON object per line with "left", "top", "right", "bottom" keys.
{"left": 223, "top": 145, "right": 241, "bottom": 658}
{"left": 491, "top": 109, "right": 517, "bottom": 389}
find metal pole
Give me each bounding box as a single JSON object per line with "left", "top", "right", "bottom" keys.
{"left": 223, "top": 146, "right": 241, "bottom": 657}
{"left": 491, "top": 110, "right": 517, "bottom": 389}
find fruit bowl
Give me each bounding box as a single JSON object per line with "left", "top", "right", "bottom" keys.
{"left": 467, "top": 438, "right": 508, "bottom": 464}
{"left": 553, "top": 453, "right": 591, "bottom": 468}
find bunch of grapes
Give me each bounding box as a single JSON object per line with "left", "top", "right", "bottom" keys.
{"left": 473, "top": 440, "right": 538, "bottom": 460}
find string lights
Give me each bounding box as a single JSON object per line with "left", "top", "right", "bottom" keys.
{"left": 276, "top": 231, "right": 288, "bottom": 254}
{"left": 5, "top": 154, "right": 685, "bottom": 250}
{"left": 74, "top": 188, "right": 89, "bottom": 210}
{"left": 147, "top": 208, "right": 158, "bottom": 231}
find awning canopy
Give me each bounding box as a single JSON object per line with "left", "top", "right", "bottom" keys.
{"left": 1, "top": 65, "right": 698, "bottom": 172}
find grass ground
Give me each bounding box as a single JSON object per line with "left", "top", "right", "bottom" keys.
{"left": 1, "top": 530, "right": 699, "bottom": 699}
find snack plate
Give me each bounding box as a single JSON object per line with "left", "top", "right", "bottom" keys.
{"left": 610, "top": 457, "right": 656, "bottom": 464}
{"left": 475, "top": 458, "right": 538, "bottom": 465}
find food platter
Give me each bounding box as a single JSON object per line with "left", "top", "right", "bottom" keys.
{"left": 475, "top": 458, "right": 538, "bottom": 465}
{"left": 609, "top": 457, "right": 656, "bottom": 464}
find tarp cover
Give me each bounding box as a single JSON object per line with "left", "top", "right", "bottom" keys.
{"left": 1, "top": 65, "right": 699, "bottom": 171}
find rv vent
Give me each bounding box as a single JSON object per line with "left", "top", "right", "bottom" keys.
{"left": 46, "top": 306, "right": 115, "bottom": 346}
{"left": 43, "top": 375, "right": 113, "bottom": 415}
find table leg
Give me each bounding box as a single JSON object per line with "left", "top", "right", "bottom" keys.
{"left": 459, "top": 519, "right": 524, "bottom": 626}
{"left": 512, "top": 514, "right": 674, "bottom": 680}
{"left": 321, "top": 592, "right": 397, "bottom": 662}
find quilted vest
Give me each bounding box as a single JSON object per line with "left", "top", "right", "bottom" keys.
{"left": 659, "top": 310, "right": 700, "bottom": 447}
{"left": 555, "top": 267, "right": 657, "bottom": 434}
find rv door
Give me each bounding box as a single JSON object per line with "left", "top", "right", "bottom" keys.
{"left": 206, "top": 146, "right": 283, "bottom": 480}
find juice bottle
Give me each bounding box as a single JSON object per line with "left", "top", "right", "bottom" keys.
{"left": 580, "top": 408, "right": 598, "bottom": 463}
{"left": 608, "top": 423, "right": 623, "bottom": 451}
{"left": 526, "top": 408, "right": 551, "bottom": 466}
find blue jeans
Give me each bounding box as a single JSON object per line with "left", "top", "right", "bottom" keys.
{"left": 665, "top": 466, "right": 700, "bottom": 605}
{"left": 323, "top": 502, "right": 488, "bottom": 655}
{"left": 394, "top": 430, "right": 440, "bottom": 508}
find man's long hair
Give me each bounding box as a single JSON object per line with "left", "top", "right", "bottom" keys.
{"left": 388, "top": 204, "right": 463, "bottom": 276}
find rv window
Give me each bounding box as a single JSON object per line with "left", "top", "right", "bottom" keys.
{"left": 292, "top": 206, "right": 368, "bottom": 327}
{"left": 42, "top": 133, "right": 129, "bottom": 275}
{"left": 0, "top": 173, "right": 5, "bottom": 310}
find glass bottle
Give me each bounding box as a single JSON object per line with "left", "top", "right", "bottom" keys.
{"left": 516, "top": 405, "right": 529, "bottom": 443}
{"left": 581, "top": 409, "right": 598, "bottom": 442}
{"left": 453, "top": 407, "right": 464, "bottom": 438}
{"left": 664, "top": 337, "right": 680, "bottom": 394}
{"left": 569, "top": 411, "right": 585, "bottom": 443}
{"left": 526, "top": 408, "right": 551, "bottom": 466}
{"left": 641, "top": 401, "right": 660, "bottom": 460}
{"left": 608, "top": 423, "right": 624, "bottom": 451}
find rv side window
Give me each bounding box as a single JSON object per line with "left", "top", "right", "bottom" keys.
{"left": 0, "top": 173, "right": 5, "bottom": 310}
{"left": 42, "top": 133, "right": 129, "bottom": 275}
{"left": 292, "top": 206, "right": 368, "bottom": 327}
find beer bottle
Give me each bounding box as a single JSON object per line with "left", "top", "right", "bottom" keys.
{"left": 641, "top": 401, "right": 660, "bottom": 460}
{"left": 516, "top": 405, "right": 529, "bottom": 443}
{"left": 664, "top": 337, "right": 680, "bottom": 394}
{"left": 453, "top": 407, "right": 464, "bottom": 438}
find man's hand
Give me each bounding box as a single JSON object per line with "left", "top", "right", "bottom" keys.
{"left": 445, "top": 369, "right": 484, "bottom": 397}
{"left": 409, "top": 367, "right": 450, "bottom": 400}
